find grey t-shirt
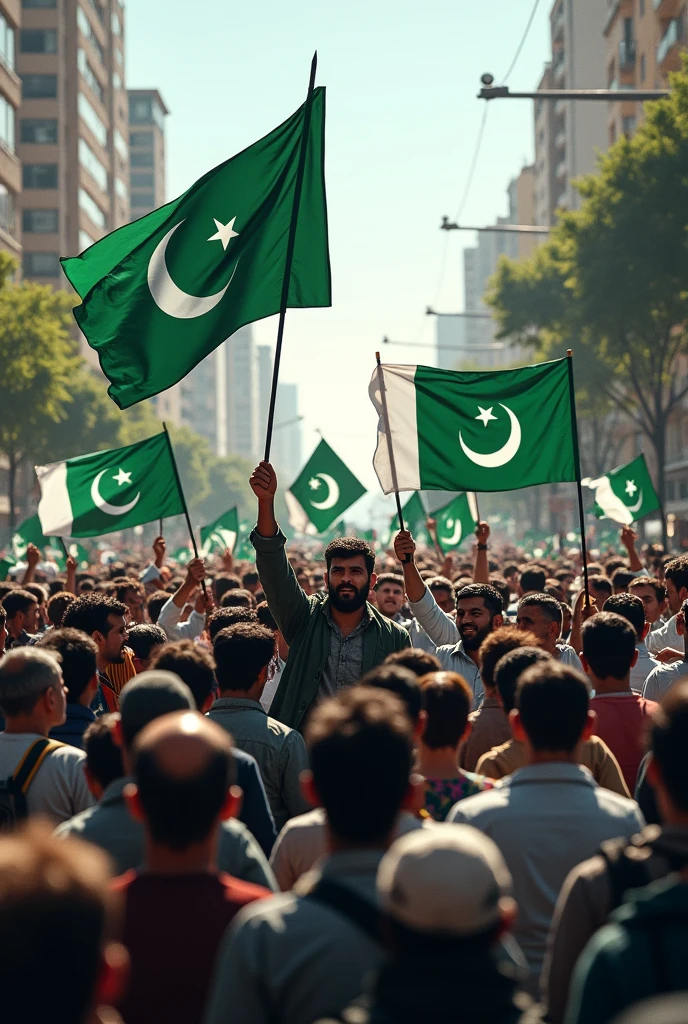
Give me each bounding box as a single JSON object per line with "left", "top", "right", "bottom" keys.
{"left": 0, "top": 732, "right": 94, "bottom": 824}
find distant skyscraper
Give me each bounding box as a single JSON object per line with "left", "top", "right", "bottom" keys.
{"left": 272, "top": 382, "right": 302, "bottom": 484}
{"left": 0, "top": 2, "right": 21, "bottom": 264}
{"left": 127, "top": 88, "right": 167, "bottom": 218}
{"left": 256, "top": 344, "right": 274, "bottom": 448}
{"left": 225, "top": 325, "right": 259, "bottom": 461}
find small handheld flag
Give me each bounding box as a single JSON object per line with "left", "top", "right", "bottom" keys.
{"left": 583, "top": 454, "right": 660, "bottom": 525}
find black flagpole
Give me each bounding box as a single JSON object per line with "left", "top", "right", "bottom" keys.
{"left": 162, "top": 422, "right": 206, "bottom": 597}
{"left": 263, "top": 52, "right": 319, "bottom": 463}
{"left": 566, "top": 350, "right": 591, "bottom": 607}
{"left": 375, "top": 352, "right": 412, "bottom": 563}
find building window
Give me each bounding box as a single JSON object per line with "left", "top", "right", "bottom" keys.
{"left": 20, "top": 29, "right": 57, "bottom": 53}
{"left": 115, "top": 175, "right": 127, "bottom": 198}
{"left": 23, "top": 163, "right": 58, "bottom": 189}
{"left": 23, "top": 208, "right": 58, "bottom": 233}
{"left": 0, "top": 96, "right": 14, "bottom": 153}
{"left": 132, "top": 191, "right": 155, "bottom": 209}
{"left": 130, "top": 150, "right": 153, "bottom": 168}
{"left": 22, "top": 0, "right": 57, "bottom": 6}
{"left": 76, "top": 9, "right": 105, "bottom": 65}
{"left": 622, "top": 115, "right": 637, "bottom": 137}
{"left": 0, "top": 184, "right": 16, "bottom": 237}
{"left": 111, "top": 9, "right": 122, "bottom": 35}
{"left": 77, "top": 48, "right": 104, "bottom": 104}
{"left": 130, "top": 130, "right": 153, "bottom": 147}
{"left": 0, "top": 13, "right": 15, "bottom": 70}
{"left": 114, "top": 129, "right": 128, "bottom": 162}
{"left": 640, "top": 53, "right": 646, "bottom": 82}
{"left": 113, "top": 70, "right": 122, "bottom": 90}
{"left": 87, "top": 0, "right": 105, "bottom": 24}
{"left": 129, "top": 97, "right": 152, "bottom": 123}
{"left": 78, "top": 138, "right": 108, "bottom": 191}
{"left": 79, "top": 228, "right": 96, "bottom": 252}
{"left": 78, "top": 92, "right": 107, "bottom": 147}
{"left": 131, "top": 171, "right": 154, "bottom": 188}
{"left": 22, "top": 74, "right": 57, "bottom": 99}
{"left": 21, "top": 118, "right": 58, "bottom": 144}
{"left": 24, "top": 252, "right": 60, "bottom": 277}
{"left": 79, "top": 187, "right": 106, "bottom": 228}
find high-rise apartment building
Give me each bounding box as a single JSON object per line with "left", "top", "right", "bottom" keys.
{"left": 605, "top": 0, "right": 686, "bottom": 145}
{"left": 0, "top": 1, "right": 21, "bottom": 264}
{"left": 127, "top": 88, "right": 166, "bottom": 218}
{"left": 271, "top": 382, "right": 302, "bottom": 484}
{"left": 534, "top": 0, "right": 608, "bottom": 224}
{"left": 18, "top": 0, "right": 129, "bottom": 290}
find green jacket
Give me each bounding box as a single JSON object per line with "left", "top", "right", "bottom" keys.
{"left": 252, "top": 528, "right": 410, "bottom": 730}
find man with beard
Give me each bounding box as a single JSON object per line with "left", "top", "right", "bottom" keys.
{"left": 62, "top": 594, "right": 130, "bottom": 712}
{"left": 394, "top": 530, "right": 503, "bottom": 707}
{"left": 249, "top": 461, "right": 410, "bottom": 730}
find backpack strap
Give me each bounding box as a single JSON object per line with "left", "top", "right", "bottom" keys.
{"left": 307, "top": 877, "right": 382, "bottom": 946}
{"left": 12, "top": 739, "right": 64, "bottom": 794}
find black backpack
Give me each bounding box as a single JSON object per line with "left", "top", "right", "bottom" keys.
{"left": 0, "top": 738, "right": 64, "bottom": 830}
{"left": 600, "top": 825, "right": 688, "bottom": 909}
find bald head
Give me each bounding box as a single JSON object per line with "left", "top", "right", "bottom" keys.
{"left": 132, "top": 711, "right": 235, "bottom": 851}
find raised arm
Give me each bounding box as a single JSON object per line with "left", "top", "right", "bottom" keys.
{"left": 473, "top": 522, "right": 490, "bottom": 584}
{"left": 394, "top": 530, "right": 459, "bottom": 647}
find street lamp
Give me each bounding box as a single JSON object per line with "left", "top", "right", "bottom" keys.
{"left": 440, "top": 216, "right": 550, "bottom": 234}
{"left": 477, "top": 71, "right": 668, "bottom": 102}
{"left": 274, "top": 415, "right": 304, "bottom": 431}
{"left": 424, "top": 307, "right": 492, "bottom": 319}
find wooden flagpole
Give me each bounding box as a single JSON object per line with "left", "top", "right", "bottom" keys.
{"left": 375, "top": 352, "right": 412, "bottom": 563}
{"left": 162, "top": 422, "right": 206, "bottom": 597}
{"left": 263, "top": 52, "right": 319, "bottom": 463}
{"left": 566, "top": 350, "right": 591, "bottom": 607}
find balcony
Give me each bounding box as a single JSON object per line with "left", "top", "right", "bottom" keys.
{"left": 657, "top": 14, "right": 685, "bottom": 67}
{"left": 554, "top": 98, "right": 567, "bottom": 116}
{"left": 555, "top": 131, "right": 567, "bottom": 150}
{"left": 552, "top": 3, "right": 565, "bottom": 40}
{"left": 556, "top": 160, "right": 568, "bottom": 180}
{"left": 553, "top": 50, "right": 566, "bottom": 80}
{"left": 619, "top": 39, "right": 637, "bottom": 70}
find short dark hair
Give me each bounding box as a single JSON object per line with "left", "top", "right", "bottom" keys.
{"left": 46, "top": 592, "right": 75, "bottom": 628}
{"left": 419, "top": 672, "right": 473, "bottom": 750}
{"left": 582, "top": 611, "right": 637, "bottom": 680}
{"left": 516, "top": 662, "right": 590, "bottom": 752}
{"left": 306, "top": 687, "right": 413, "bottom": 844}
{"left": 603, "top": 593, "right": 646, "bottom": 640}
{"left": 150, "top": 640, "right": 217, "bottom": 711}
{"left": 324, "top": 537, "right": 375, "bottom": 577}
{"left": 242, "top": 571, "right": 259, "bottom": 588}
{"left": 488, "top": 576, "right": 510, "bottom": 611}
{"left": 384, "top": 648, "right": 441, "bottom": 678}
{"left": 2, "top": 589, "right": 38, "bottom": 620}
{"left": 455, "top": 583, "right": 503, "bottom": 617}
{"left": 374, "top": 572, "right": 405, "bottom": 592}
{"left": 520, "top": 565, "right": 547, "bottom": 593}
{"left": 24, "top": 583, "right": 47, "bottom": 606}
{"left": 83, "top": 716, "right": 124, "bottom": 790}
{"left": 629, "top": 576, "right": 667, "bottom": 603}
{"left": 113, "top": 577, "right": 142, "bottom": 603}
{"left": 494, "top": 647, "right": 551, "bottom": 714}
{"left": 479, "top": 625, "right": 540, "bottom": 689}
{"left": 256, "top": 601, "right": 277, "bottom": 632}
{"left": 213, "top": 623, "right": 275, "bottom": 693}
{"left": 212, "top": 573, "right": 242, "bottom": 602}
{"left": 207, "top": 606, "right": 257, "bottom": 642}
{"left": 427, "top": 576, "right": 454, "bottom": 595}
{"left": 0, "top": 607, "right": 5, "bottom": 629}
{"left": 146, "top": 591, "right": 169, "bottom": 625}
{"left": 518, "top": 593, "right": 563, "bottom": 628}
{"left": 119, "top": 673, "right": 194, "bottom": 749}
{"left": 220, "top": 588, "right": 255, "bottom": 609}
{"left": 36, "top": 629, "right": 97, "bottom": 705}
{"left": 650, "top": 681, "right": 688, "bottom": 813}
{"left": 126, "top": 623, "right": 167, "bottom": 662}
{"left": 611, "top": 567, "right": 636, "bottom": 592}
{"left": 359, "top": 664, "right": 422, "bottom": 722}
{"left": 133, "top": 720, "right": 233, "bottom": 851}
{"left": 664, "top": 556, "right": 688, "bottom": 594}
{"left": 604, "top": 558, "right": 627, "bottom": 578}
{"left": 588, "top": 575, "right": 613, "bottom": 600}
{"left": 62, "top": 593, "right": 128, "bottom": 638}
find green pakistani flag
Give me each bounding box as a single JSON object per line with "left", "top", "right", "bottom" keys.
{"left": 62, "top": 89, "right": 330, "bottom": 409}
{"left": 370, "top": 357, "right": 576, "bottom": 493}
{"left": 172, "top": 546, "right": 193, "bottom": 566}
{"left": 234, "top": 521, "right": 254, "bottom": 561}
{"left": 383, "top": 492, "right": 429, "bottom": 548}
{"left": 200, "top": 507, "right": 239, "bottom": 556}
{"left": 432, "top": 494, "right": 478, "bottom": 553}
{"left": 286, "top": 439, "right": 367, "bottom": 534}
{"left": 35, "top": 433, "right": 186, "bottom": 539}
{"left": 12, "top": 514, "right": 53, "bottom": 560}
{"left": 0, "top": 555, "right": 16, "bottom": 580}
{"left": 583, "top": 454, "right": 661, "bottom": 525}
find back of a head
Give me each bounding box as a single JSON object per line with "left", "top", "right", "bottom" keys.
{"left": 384, "top": 647, "right": 441, "bottom": 679}
{"left": 516, "top": 661, "right": 590, "bottom": 753}
{"left": 256, "top": 600, "right": 277, "bottom": 632}
{"left": 207, "top": 605, "right": 257, "bottom": 642}
{"left": 119, "top": 670, "right": 194, "bottom": 749}
{"left": 603, "top": 593, "right": 646, "bottom": 641}
{"left": 220, "top": 588, "right": 255, "bottom": 610}
{"left": 212, "top": 573, "right": 242, "bottom": 603}
{"left": 213, "top": 622, "right": 275, "bottom": 693}
{"left": 479, "top": 625, "right": 540, "bottom": 689}
{"left": 83, "top": 716, "right": 124, "bottom": 791}
{"left": 359, "top": 663, "right": 422, "bottom": 723}
{"left": 47, "top": 591, "right": 75, "bottom": 629}
{"left": 36, "top": 629, "right": 97, "bottom": 706}
{"left": 612, "top": 567, "right": 636, "bottom": 593}
{"left": 306, "top": 687, "right": 413, "bottom": 845}
{"left": 650, "top": 680, "right": 688, "bottom": 815}
{"left": 588, "top": 574, "right": 613, "bottom": 600}
{"left": 582, "top": 611, "right": 637, "bottom": 680}
{"left": 146, "top": 591, "right": 169, "bottom": 625}
{"left": 419, "top": 671, "right": 473, "bottom": 751}
{"left": 494, "top": 646, "right": 551, "bottom": 714}
{"left": 150, "top": 640, "right": 217, "bottom": 711}
{"left": 126, "top": 623, "right": 167, "bottom": 662}
{"left": 0, "top": 648, "right": 62, "bottom": 718}
{"left": 0, "top": 822, "right": 115, "bottom": 1024}
{"left": 520, "top": 565, "right": 547, "bottom": 593}
{"left": 133, "top": 711, "right": 234, "bottom": 851}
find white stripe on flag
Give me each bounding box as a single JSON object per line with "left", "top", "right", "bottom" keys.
{"left": 35, "top": 460, "right": 74, "bottom": 537}
{"left": 582, "top": 475, "right": 634, "bottom": 526}
{"left": 285, "top": 490, "right": 316, "bottom": 535}
{"left": 369, "top": 364, "right": 421, "bottom": 494}
{"left": 467, "top": 492, "right": 479, "bottom": 522}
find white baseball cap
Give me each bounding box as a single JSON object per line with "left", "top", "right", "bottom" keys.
{"left": 377, "top": 823, "right": 513, "bottom": 937}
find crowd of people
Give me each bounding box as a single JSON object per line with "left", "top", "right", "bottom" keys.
{"left": 1, "top": 459, "right": 688, "bottom": 1024}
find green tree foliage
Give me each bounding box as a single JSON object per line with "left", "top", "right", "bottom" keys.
{"left": 488, "top": 60, "right": 688, "bottom": 527}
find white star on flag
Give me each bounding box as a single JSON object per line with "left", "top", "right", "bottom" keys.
{"left": 475, "top": 406, "right": 498, "bottom": 427}
{"left": 308, "top": 477, "right": 321, "bottom": 490}
{"left": 113, "top": 468, "right": 132, "bottom": 486}
{"left": 207, "top": 217, "right": 240, "bottom": 251}
{"left": 625, "top": 479, "right": 638, "bottom": 497}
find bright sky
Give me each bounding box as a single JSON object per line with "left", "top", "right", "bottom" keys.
{"left": 126, "top": 0, "right": 553, "bottom": 526}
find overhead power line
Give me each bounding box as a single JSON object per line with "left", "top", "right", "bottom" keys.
{"left": 500, "top": 0, "right": 543, "bottom": 84}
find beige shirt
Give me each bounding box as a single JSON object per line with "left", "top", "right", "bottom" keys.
{"left": 269, "top": 808, "right": 428, "bottom": 892}
{"left": 475, "top": 735, "right": 631, "bottom": 797}
{"left": 459, "top": 698, "right": 511, "bottom": 773}
{"left": 0, "top": 732, "right": 94, "bottom": 824}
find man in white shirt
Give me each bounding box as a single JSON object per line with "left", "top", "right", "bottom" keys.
{"left": 0, "top": 648, "right": 93, "bottom": 823}
{"left": 643, "top": 598, "right": 688, "bottom": 702}
{"left": 646, "top": 556, "right": 688, "bottom": 658}
{"left": 515, "top": 593, "right": 584, "bottom": 671}
{"left": 157, "top": 556, "right": 211, "bottom": 641}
